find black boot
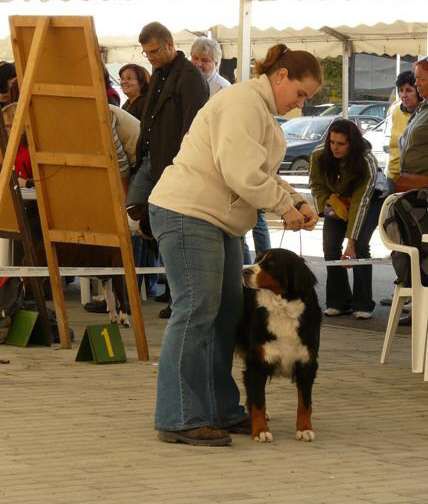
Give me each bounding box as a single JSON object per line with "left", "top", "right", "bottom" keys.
{"left": 399, "top": 314, "right": 412, "bottom": 326}
{"left": 155, "top": 282, "right": 170, "bottom": 303}
{"left": 159, "top": 305, "right": 172, "bottom": 319}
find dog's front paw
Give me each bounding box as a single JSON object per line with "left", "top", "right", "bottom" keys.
{"left": 119, "top": 312, "right": 131, "bottom": 328}
{"left": 296, "top": 429, "right": 315, "bottom": 442}
{"left": 119, "top": 318, "right": 131, "bottom": 328}
{"left": 253, "top": 430, "right": 273, "bottom": 443}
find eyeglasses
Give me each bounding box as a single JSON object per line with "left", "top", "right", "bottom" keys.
{"left": 141, "top": 46, "right": 163, "bottom": 58}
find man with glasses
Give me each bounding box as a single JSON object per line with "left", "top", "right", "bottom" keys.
{"left": 126, "top": 22, "right": 209, "bottom": 317}
{"left": 127, "top": 22, "right": 208, "bottom": 228}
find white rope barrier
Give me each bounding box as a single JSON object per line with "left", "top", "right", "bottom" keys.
{"left": 0, "top": 257, "right": 392, "bottom": 278}
{"left": 0, "top": 173, "right": 391, "bottom": 278}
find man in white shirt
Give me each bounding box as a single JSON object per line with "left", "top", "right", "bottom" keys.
{"left": 190, "top": 37, "right": 231, "bottom": 97}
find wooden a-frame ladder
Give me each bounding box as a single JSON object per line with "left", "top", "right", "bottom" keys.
{"left": 0, "top": 16, "right": 149, "bottom": 360}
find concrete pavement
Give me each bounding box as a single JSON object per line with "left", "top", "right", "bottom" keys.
{"left": 1, "top": 280, "right": 427, "bottom": 504}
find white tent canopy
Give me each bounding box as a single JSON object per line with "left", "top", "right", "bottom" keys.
{"left": 80, "top": 20, "right": 428, "bottom": 65}
{"left": 0, "top": 0, "right": 427, "bottom": 61}
{"left": 214, "top": 21, "right": 428, "bottom": 60}
{"left": 1, "top": 19, "right": 426, "bottom": 68}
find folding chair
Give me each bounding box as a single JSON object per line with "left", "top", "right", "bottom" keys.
{"left": 378, "top": 194, "right": 428, "bottom": 377}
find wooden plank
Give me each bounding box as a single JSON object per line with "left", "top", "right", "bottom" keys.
{"left": 32, "top": 83, "right": 96, "bottom": 99}
{"left": 0, "top": 109, "right": 20, "bottom": 234}
{"left": 48, "top": 230, "right": 120, "bottom": 247}
{"left": 34, "top": 152, "right": 109, "bottom": 168}
{"left": 35, "top": 164, "right": 117, "bottom": 235}
{"left": 12, "top": 16, "right": 93, "bottom": 29}
{"left": 0, "top": 184, "right": 20, "bottom": 234}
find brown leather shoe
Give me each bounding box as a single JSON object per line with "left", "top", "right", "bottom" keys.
{"left": 158, "top": 426, "right": 232, "bottom": 446}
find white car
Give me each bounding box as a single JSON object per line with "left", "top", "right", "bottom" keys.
{"left": 363, "top": 109, "right": 394, "bottom": 172}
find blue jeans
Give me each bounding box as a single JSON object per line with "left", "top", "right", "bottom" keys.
{"left": 242, "top": 210, "right": 271, "bottom": 264}
{"left": 323, "top": 194, "right": 385, "bottom": 312}
{"left": 131, "top": 235, "right": 159, "bottom": 296}
{"left": 149, "top": 204, "right": 247, "bottom": 431}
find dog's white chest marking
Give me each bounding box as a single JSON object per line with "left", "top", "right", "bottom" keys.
{"left": 256, "top": 290, "right": 310, "bottom": 376}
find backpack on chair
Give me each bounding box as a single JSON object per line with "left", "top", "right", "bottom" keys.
{"left": 383, "top": 188, "right": 428, "bottom": 287}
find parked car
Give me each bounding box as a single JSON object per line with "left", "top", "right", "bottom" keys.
{"left": 320, "top": 100, "right": 390, "bottom": 120}
{"left": 302, "top": 103, "right": 335, "bottom": 116}
{"left": 362, "top": 112, "right": 393, "bottom": 171}
{"left": 280, "top": 115, "right": 382, "bottom": 173}
{"left": 274, "top": 115, "right": 287, "bottom": 125}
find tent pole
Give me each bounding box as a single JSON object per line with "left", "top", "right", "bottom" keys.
{"left": 342, "top": 41, "right": 351, "bottom": 119}
{"left": 395, "top": 54, "right": 401, "bottom": 101}
{"left": 237, "top": 0, "right": 252, "bottom": 81}
{"left": 320, "top": 27, "right": 352, "bottom": 119}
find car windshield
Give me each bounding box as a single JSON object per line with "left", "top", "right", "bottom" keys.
{"left": 282, "top": 117, "right": 332, "bottom": 140}
{"left": 370, "top": 119, "right": 386, "bottom": 132}
{"left": 348, "top": 104, "right": 367, "bottom": 115}
{"left": 320, "top": 104, "right": 342, "bottom": 116}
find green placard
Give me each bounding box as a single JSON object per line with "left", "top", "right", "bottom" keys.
{"left": 76, "top": 324, "right": 126, "bottom": 364}
{"left": 6, "top": 310, "right": 50, "bottom": 347}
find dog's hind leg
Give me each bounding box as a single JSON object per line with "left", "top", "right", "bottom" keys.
{"left": 295, "top": 361, "right": 317, "bottom": 442}
{"left": 103, "top": 279, "right": 119, "bottom": 324}
{"left": 243, "top": 364, "right": 272, "bottom": 442}
{"left": 112, "top": 276, "right": 131, "bottom": 328}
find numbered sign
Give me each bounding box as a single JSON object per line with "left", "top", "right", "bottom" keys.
{"left": 6, "top": 309, "right": 50, "bottom": 347}
{"left": 76, "top": 324, "right": 127, "bottom": 364}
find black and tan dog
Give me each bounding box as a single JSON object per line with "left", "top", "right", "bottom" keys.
{"left": 237, "top": 248, "right": 321, "bottom": 443}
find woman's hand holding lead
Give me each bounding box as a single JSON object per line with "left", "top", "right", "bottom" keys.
{"left": 282, "top": 206, "right": 305, "bottom": 231}
{"left": 299, "top": 203, "right": 319, "bottom": 230}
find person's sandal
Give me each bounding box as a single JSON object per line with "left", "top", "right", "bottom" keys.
{"left": 158, "top": 426, "right": 232, "bottom": 446}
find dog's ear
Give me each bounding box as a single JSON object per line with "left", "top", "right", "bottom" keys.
{"left": 282, "top": 258, "right": 317, "bottom": 299}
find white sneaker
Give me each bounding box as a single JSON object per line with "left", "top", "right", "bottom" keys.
{"left": 353, "top": 311, "right": 373, "bottom": 320}
{"left": 324, "top": 308, "right": 352, "bottom": 316}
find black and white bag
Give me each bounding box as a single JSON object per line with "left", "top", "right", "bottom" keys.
{"left": 383, "top": 188, "right": 428, "bottom": 287}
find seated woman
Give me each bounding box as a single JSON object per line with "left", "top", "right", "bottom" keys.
{"left": 310, "top": 119, "right": 388, "bottom": 320}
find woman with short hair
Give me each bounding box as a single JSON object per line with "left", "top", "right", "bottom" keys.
{"left": 119, "top": 63, "right": 150, "bottom": 120}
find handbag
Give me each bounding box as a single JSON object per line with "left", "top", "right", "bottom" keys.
{"left": 324, "top": 194, "right": 351, "bottom": 221}
{"left": 395, "top": 172, "right": 428, "bottom": 193}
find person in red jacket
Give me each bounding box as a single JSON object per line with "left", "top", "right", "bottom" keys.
{"left": 15, "top": 140, "right": 33, "bottom": 188}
